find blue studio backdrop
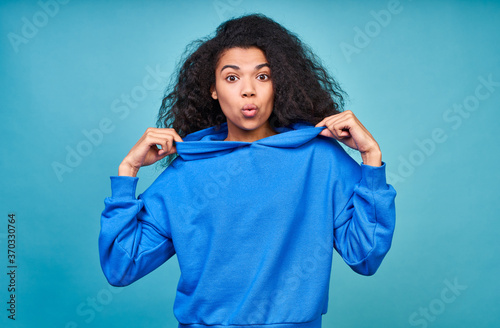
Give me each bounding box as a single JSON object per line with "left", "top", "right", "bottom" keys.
{"left": 1, "top": 0, "right": 499, "bottom": 327}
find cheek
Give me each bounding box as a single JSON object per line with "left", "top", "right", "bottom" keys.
{"left": 264, "top": 88, "right": 275, "bottom": 105}
{"left": 216, "top": 91, "right": 235, "bottom": 114}
{"left": 216, "top": 86, "right": 235, "bottom": 102}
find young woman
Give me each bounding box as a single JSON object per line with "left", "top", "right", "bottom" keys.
{"left": 99, "top": 13, "right": 396, "bottom": 328}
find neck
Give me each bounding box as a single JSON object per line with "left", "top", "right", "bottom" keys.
{"left": 224, "top": 122, "right": 278, "bottom": 142}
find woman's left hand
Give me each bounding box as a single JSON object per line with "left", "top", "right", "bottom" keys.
{"left": 315, "top": 110, "right": 382, "bottom": 166}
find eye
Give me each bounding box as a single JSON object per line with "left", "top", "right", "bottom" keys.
{"left": 225, "top": 75, "right": 239, "bottom": 82}
{"left": 257, "top": 74, "right": 270, "bottom": 81}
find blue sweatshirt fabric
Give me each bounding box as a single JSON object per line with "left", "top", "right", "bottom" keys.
{"left": 99, "top": 121, "right": 397, "bottom": 328}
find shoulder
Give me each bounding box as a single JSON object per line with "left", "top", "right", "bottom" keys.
{"left": 141, "top": 157, "right": 185, "bottom": 198}
{"left": 312, "top": 135, "right": 356, "bottom": 160}
{"left": 311, "top": 135, "right": 362, "bottom": 179}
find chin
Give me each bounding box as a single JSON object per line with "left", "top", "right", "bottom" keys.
{"left": 237, "top": 120, "right": 267, "bottom": 131}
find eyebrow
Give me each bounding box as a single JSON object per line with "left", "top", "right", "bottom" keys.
{"left": 220, "top": 63, "right": 270, "bottom": 73}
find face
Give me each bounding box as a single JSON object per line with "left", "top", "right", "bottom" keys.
{"left": 211, "top": 47, "right": 275, "bottom": 141}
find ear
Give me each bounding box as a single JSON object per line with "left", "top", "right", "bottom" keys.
{"left": 210, "top": 85, "right": 218, "bottom": 100}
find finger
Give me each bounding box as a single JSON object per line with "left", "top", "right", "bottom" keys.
{"left": 158, "top": 130, "right": 183, "bottom": 153}
{"left": 172, "top": 133, "right": 183, "bottom": 143}
{"left": 157, "top": 138, "right": 172, "bottom": 156}
{"left": 325, "top": 118, "right": 346, "bottom": 137}
{"left": 337, "top": 129, "right": 351, "bottom": 138}
{"left": 333, "top": 116, "right": 372, "bottom": 141}
{"left": 318, "top": 129, "right": 333, "bottom": 138}
{"left": 315, "top": 118, "right": 327, "bottom": 127}
{"left": 315, "top": 114, "right": 340, "bottom": 127}
{"left": 327, "top": 116, "right": 355, "bottom": 137}
{"left": 145, "top": 132, "right": 176, "bottom": 145}
{"left": 315, "top": 114, "right": 338, "bottom": 127}
{"left": 142, "top": 135, "right": 175, "bottom": 157}
{"left": 162, "top": 136, "right": 180, "bottom": 156}
{"left": 156, "top": 144, "right": 167, "bottom": 156}
{"left": 322, "top": 126, "right": 349, "bottom": 140}
{"left": 145, "top": 128, "right": 182, "bottom": 139}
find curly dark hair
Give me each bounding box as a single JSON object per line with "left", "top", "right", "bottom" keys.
{"left": 157, "top": 13, "right": 348, "bottom": 166}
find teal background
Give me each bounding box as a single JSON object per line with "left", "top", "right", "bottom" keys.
{"left": 1, "top": 0, "right": 499, "bottom": 327}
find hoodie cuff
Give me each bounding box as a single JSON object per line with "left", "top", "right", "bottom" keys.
{"left": 110, "top": 176, "right": 139, "bottom": 199}
{"left": 359, "top": 161, "right": 388, "bottom": 190}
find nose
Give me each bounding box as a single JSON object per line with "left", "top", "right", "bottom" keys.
{"left": 241, "top": 79, "right": 256, "bottom": 97}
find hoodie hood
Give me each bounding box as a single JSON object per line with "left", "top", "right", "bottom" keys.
{"left": 175, "top": 121, "right": 327, "bottom": 160}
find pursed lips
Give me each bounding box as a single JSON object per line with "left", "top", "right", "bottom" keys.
{"left": 241, "top": 104, "right": 258, "bottom": 117}
{"left": 242, "top": 104, "right": 257, "bottom": 111}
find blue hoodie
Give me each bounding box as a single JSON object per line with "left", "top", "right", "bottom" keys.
{"left": 99, "top": 121, "right": 396, "bottom": 328}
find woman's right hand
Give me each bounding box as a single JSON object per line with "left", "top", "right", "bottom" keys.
{"left": 118, "top": 128, "right": 183, "bottom": 177}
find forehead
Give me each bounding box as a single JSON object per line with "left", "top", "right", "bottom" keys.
{"left": 216, "top": 47, "right": 269, "bottom": 68}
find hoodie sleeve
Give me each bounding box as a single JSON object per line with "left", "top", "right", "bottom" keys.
{"left": 333, "top": 161, "right": 397, "bottom": 276}
{"left": 98, "top": 176, "right": 176, "bottom": 287}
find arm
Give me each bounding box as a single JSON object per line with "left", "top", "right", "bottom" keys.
{"left": 316, "top": 110, "right": 396, "bottom": 274}
{"left": 333, "top": 161, "right": 396, "bottom": 275}
{"left": 99, "top": 127, "right": 182, "bottom": 286}
{"left": 98, "top": 176, "right": 176, "bottom": 287}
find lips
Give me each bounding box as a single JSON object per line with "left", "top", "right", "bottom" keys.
{"left": 242, "top": 104, "right": 257, "bottom": 111}
{"left": 242, "top": 104, "right": 258, "bottom": 118}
